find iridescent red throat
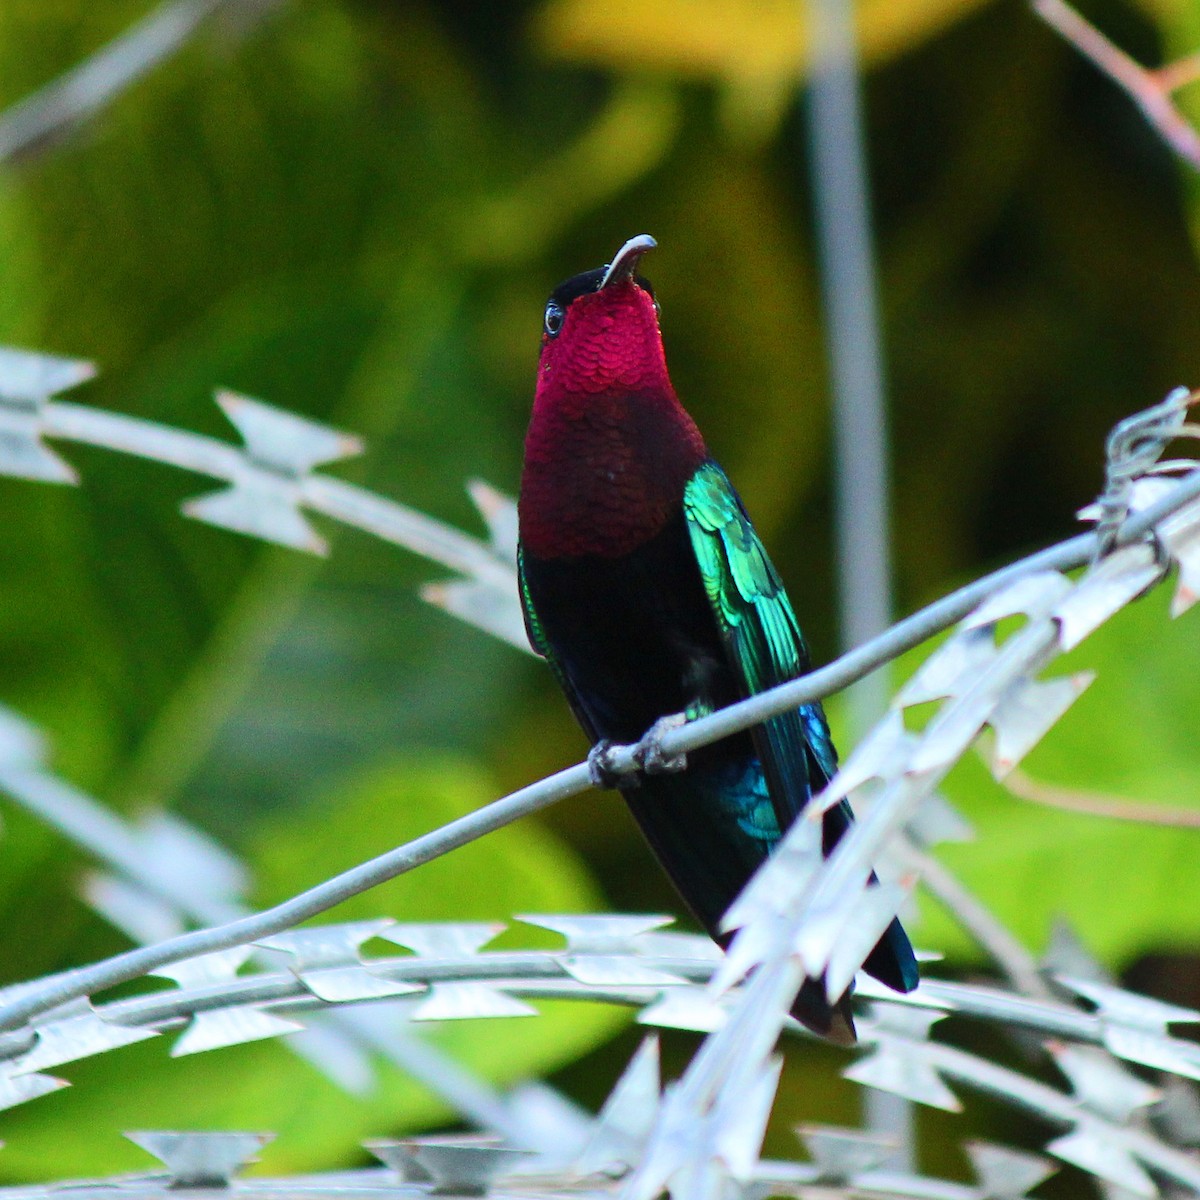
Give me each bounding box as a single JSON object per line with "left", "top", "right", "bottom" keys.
{"left": 519, "top": 282, "right": 706, "bottom": 559}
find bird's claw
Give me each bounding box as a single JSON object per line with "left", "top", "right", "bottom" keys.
{"left": 635, "top": 713, "right": 689, "bottom": 775}
{"left": 588, "top": 740, "right": 631, "bottom": 789}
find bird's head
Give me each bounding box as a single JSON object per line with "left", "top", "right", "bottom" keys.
{"left": 534, "top": 234, "right": 671, "bottom": 403}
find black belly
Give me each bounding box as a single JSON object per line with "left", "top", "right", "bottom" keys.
{"left": 520, "top": 508, "right": 740, "bottom": 745}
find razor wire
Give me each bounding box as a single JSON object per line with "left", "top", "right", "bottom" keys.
{"left": 0, "top": 709, "right": 581, "bottom": 1146}
{"left": 2, "top": 348, "right": 1200, "bottom": 1197}
{"left": 0, "top": 0, "right": 283, "bottom": 166}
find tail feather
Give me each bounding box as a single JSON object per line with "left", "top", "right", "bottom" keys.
{"left": 864, "top": 915, "right": 920, "bottom": 994}
{"left": 791, "top": 977, "right": 857, "bottom": 1044}
{"left": 620, "top": 768, "right": 918, "bottom": 1046}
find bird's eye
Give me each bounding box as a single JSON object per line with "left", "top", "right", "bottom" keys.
{"left": 544, "top": 302, "right": 565, "bottom": 337}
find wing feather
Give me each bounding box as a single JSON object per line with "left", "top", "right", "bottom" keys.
{"left": 683, "top": 461, "right": 837, "bottom": 830}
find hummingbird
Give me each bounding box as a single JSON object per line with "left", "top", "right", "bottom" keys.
{"left": 516, "top": 235, "right": 917, "bottom": 1040}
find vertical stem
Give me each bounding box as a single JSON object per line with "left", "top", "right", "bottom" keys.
{"left": 804, "top": 0, "right": 908, "bottom": 1168}
{"left": 805, "top": 0, "right": 894, "bottom": 735}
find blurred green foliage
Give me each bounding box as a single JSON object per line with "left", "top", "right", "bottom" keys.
{"left": 1, "top": 0, "right": 1200, "bottom": 1179}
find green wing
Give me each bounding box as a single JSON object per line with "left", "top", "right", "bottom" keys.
{"left": 517, "top": 544, "right": 549, "bottom": 659}
{"left": 683, "top": 461, "right": 837, "bottom": 831}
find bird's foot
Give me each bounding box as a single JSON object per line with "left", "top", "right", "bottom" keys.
{"left": 588, "top": 740, "right": 632, "bottom": 790}
{"left": 635, "top": 712, "right": 689, "bottom": 775}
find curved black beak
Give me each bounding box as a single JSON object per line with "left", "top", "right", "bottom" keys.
{"left": 599, "top": 234, "right": 657, "bottom": 290}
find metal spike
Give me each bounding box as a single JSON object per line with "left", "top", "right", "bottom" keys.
{"left": 403, "top": 1138, "right": 528, "bottom": 1196}
{"left": 302, "top": 967, "right": 423, "bottom": 1004}
{"left": 623, "top": 1084, "right": 708, "bottom": 1200}
{"left": 522, "top": 914, "right": 686, "bottom": 986}
{"left": 0, "top": 394, "right": 77, "bottom": 483}
{"left": 820, "top": 712, "right": 916, "bottom": 805}
{"left": 905, "top": 789, "right": 974, "bottom": 847}
{"left": 214, "top": 390, "right": 363, "bottom": 475}
{"left": 712, "top": 913, "right": 789, "bottom": 993}
{"left": 964, "top": 1140, "right": 1057, "bottom": 1198}
{"left": 822, "top": 879, "right": 913, "bottom": 1000}
{"left": 297, "top": 968, "right": 421, "bottom": 1004}
{"left": 501, "top": 1080, "right": 594, "bottom": 1166}
{"left": 715, "top": 1055, "right": 781, "bottom": 1180}
{"left": 863, "top": 1002, "right": 948, "bottom": 1041}
{"left": 1047, "top": 1044, "right": 1159, "bottom": 1123}
{"left": 183, "top": 478, "right": 326, "bottom": 553}
{"left": 1057, "top": 977, "right": 1200, "bottom": 1033}
{"left": 1045, "top": 1124, "right": 1157, "bottom": 1197}
{"left": 1170, "top": 532, "right": 1200, "bottom": 616}
{"left": 575, "top": 1036, "right": 661, "bottom": 1174}
{"left": 420, "top": 578, "right": 531, "bottom": 652}
{"left": 792, "top": 861, "right": 877, "bottom": 981}
{"left": 12, "top": 1010, "right": 157, "bottom": 1074}
{"left": 126, "top": 1130, "right": 273, "bottom": 1187}
{"left": 363, "top": 1139, "right": 434, "bottom": 1182}
{"left": 410, "top": 983, "right": 536, "bottom": 1022}
{"left": 258, "top": 920, "right": 422, "bottom": 1002}
{"left": 796, "top": 1125, "right": 895, "bottom": 1181}
{"left": 962, "top": 571, "right": 1073, "bottom": 629}
{"left": 182, "top": 392, "right": 363, "bottom": 552}
{"left": 1054, "top": 544, "right": 1162, "bottom": 651}
{"left": 518, "top": 914, "right": 674, "bottom": 954}
{"left": 466, "top": 479, "right": 518, "bottom": 562}
{"left": 894, "top": 626, "right": 998, "bottom": 707}
{"left": 1102, "top": 1027, "right": 1200, "bottom": 1083}
{"left": 0, "top": 346, "right": 94, "bottom": 483}
{"left": 909, "top": 689, "right": 1004, "bottom": 773}
{"left": 1043, "top": 918, "right": 1112, "bottom": 984}
{"left": 854, "top": 973, "right": 952, "bottom": 1011}
{"left": 171, "top": 1005, "right": 305, "bottom": 1056}
{"left": 0, "top": 1070, "right": 68, "bottom": 1113}
{"left": 0, "top": 345, "right": 96, "bottom": 400}
{"left": 844, "top": 1040, "right": 962, "bottom": 1111}
{"left": 721, "top": 813, "right": 823, "bottom": 932}
{"left": 638, "top": 987, "right": 729, "bottom": 1033}
{"left": 379, "top": 922, "right": 505, "bottom": 957}
{"left": 988, "top": 673, "right": 1095, "bottom": 778}
{"left": 561, "top": 957, "right": 687, "bottom": 987}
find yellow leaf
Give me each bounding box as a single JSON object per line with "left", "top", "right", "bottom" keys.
{"left": 533, "top": 0, "right": 996, "bottom": 82}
